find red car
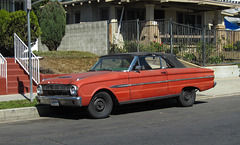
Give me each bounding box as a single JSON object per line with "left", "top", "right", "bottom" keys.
{"left": 36, "top": 52, "right": 216, "bottom": 119}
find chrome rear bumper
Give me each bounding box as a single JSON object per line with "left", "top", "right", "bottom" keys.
{"left": 36, "top": 96, "right": 82, "bottom": 107}
{"left": 214, "top": 81, "right": 217, "bottom": 87}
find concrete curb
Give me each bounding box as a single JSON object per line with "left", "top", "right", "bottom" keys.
{"left": 0, "top": 106, "right": 52, "bottom": 123}
{"left": 1, "top": 92, "right": 240, "bottom": 123}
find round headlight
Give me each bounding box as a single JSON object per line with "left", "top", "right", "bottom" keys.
{"left": 70, "top": 85, "right": 78, "bottom": 96}
{"left": 37, "top": 85, "right": 43, "bottom": 95}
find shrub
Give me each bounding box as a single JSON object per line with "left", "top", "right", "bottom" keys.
{"left": 124, "top": 41, "right": 138, "bottom": 52}
{"left": 196, "top": 41, "right": 216, "bottom": 63}
{"left": 223, "top": 44, "right": 237, "bottom": 51}
{"left": 183, "top": 53, "right": 197, "bottom": 61}
{"left": 39, "top": 1, "right": 66, "bottom": 51}
{"left": 233, "top": 41, "right": 240, "bottom": 51}
{"left": 208, "top": 55, "right": 225, "bottom": 64}
{"left": 0, "top": 10, "right": 40, "bottom": 56}
{"left": 0, "top": 10, "right": 9, "bottom": 48}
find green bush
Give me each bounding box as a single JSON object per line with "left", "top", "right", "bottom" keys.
{"left": 0, "top": 10, "right": 40, "bottom": 56}
{"left": 196, "top": 41, "right": 216, "bottom": 63}
{"left": 183, "top": 53, "right": 197, "bottom": 61}
{"left": 124, "top": 41, "right": 138, "bottom": 52}
{"left": 223, "top": 44, "right": 237, "bottom": 51}
{"left": 0, "top": 10, "right": 9, "bottom": 48}
{"left": 208, "top": 55, "right": 225, "bottom": 64}
{"left": 233, "top": 41, "right": 240, "bottom": 51}
{"left": 39, "top": 1, "right": 66, "bottom": 51}
{"left": 165, "top": 47, "right": 179, "bottom": 55}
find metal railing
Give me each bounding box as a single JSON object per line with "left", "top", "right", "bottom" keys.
{"left": 14, "top": 33, "right": 40, "bottom": 84}
{"left": 109, "top": 19, "right": 240, "bottom": 66}
{"left": 0, "top": 53, "right": 7, "bottom": 93}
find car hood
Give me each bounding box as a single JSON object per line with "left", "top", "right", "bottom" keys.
{"left": 40, "top": 71, "right": 112, "bottom": 84}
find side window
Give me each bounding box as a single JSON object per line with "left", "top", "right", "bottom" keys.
{"left": 132, "top": 56, "right": 171, "bottom": 71}
{"left": 145, "top": 57, "right": 161, "bottom": 69}
{"left": 160, "top": 57, "right": 171, "bottom": 68}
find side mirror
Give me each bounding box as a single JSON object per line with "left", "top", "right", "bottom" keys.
{"left": 135, "top": 66, "right": 141, "bottom": 73}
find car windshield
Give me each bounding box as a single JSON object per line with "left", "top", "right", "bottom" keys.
{"left": 90, "top": 56, "right": 134, "bottom": 71}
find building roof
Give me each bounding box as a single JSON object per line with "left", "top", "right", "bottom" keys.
{"left": 61, "top": 0, "right": 240, "bottom": 11}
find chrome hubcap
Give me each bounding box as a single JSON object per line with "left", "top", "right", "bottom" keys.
{"left": 94, "top": 98, "right": 106, "bottom": 112}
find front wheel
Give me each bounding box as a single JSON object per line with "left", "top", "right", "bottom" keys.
{"left": 178, "top": 89, "right": 196, "bottom": 107}
{"left": 87, "top": 92, "right": 113, "bottom": 119}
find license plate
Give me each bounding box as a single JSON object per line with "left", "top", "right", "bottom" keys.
{"left": 50, "top": 99, "right": 59, "bottom": 106}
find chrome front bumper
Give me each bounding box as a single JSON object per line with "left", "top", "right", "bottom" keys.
{"left": 36, "top": 96, "right": 82, "bottom": 107}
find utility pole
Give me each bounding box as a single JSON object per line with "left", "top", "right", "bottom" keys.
{"left": 27, "top": 0, "right": 33, "bottom": 102}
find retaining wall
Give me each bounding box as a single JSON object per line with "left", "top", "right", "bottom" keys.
{"left": 38, "top": 21, "right": 109, "bottom": 56}
{"left": 204, "top": 65, "right": 239, "bottom": 79}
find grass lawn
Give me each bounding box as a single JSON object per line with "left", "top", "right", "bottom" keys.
{"left": 34, "top": 51, "right": 99, "bottom": 74}
{"left": 0, "top": 99, "right": 38, "bottom": 110}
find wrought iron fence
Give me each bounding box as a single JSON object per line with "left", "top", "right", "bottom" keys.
{"left": 109, "top": 19, "right": 240, "bottom": 66}
{"left": 14, "top": 33, "right": 40, "bottom": 84}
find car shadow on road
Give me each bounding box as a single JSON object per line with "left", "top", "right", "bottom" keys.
{"left": 36, "top": 99, "right": 207, "bottom": 120}
{"left": 111, "top": 99, "right": 207, "bottom": 115}
{"left": 36, "top": 105, "right": 88, "bottom": 120}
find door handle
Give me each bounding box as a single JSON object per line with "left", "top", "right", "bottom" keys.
{"left": 161, "top": 71, "right": 167, "bottom": 74}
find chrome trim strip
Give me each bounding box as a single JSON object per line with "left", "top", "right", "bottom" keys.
{"left": 36, "top": 96, "right": 81, "bottom": 100}
{"left": 111, "top": 76, "right": 214, "bottom": 88}
{"left": 119, "top": 94, "right": 180, "bottom": 105}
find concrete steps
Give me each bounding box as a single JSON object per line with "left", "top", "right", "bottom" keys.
{"left": 6, "top": 58, "right": 37, "bottom": 94}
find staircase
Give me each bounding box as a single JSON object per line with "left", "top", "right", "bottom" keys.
{"left": 6, "top": 58, "right": 37, "bottom": 94}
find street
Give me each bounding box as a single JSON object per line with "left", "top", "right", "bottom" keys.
{"left": 0, "top": 95, "right": 240, "bottom": 145}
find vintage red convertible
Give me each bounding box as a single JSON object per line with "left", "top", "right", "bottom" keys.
{"left": 36, "top": 52, "right": 216, "bottom": 118}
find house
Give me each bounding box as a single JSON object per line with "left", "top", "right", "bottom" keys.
{"left": 61, "top": 0, "right": 240, "bottom": 29}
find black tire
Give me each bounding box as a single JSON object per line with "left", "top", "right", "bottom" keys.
{"left": 178, "top": 89, "right": 196, "bottom": 107}
{"left": 87, "top": 92, "right": 113, "bottom": 119}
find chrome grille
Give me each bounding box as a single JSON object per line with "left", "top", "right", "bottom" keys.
{"left": 42, "top": 84, "right": 71, "bottom": 96}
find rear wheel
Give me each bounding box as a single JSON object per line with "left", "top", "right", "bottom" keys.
{"left": 178, "top": 89, "right": 196, "bottom": 107}
{"left": 87, "top": 92, "right": 113, "bottom": 119}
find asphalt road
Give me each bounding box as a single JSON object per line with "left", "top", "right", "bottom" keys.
{"left": 0, "top": 95, "right": 240, "bottom": 145}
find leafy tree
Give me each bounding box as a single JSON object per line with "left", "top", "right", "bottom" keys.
{"left": 0, "top": 10, "right": 9, "bottom": 49}
{"left": 0, "top": 10, "right": 41, "bottom": 56}
{"left": 39, "top": 1, "right": 66, "bottom": 51}
{"left": 32, "top": 0, "right": 50, "bottom": 19}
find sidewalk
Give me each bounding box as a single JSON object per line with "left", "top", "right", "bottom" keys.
{"left": 196, "top": 77, "right": 240, "bottom": 100}
{"left": 0, "top": 93, "right": 37, "bottom": 102}
{"left": 0, "top": 77, "right": 239, "bottom": 102}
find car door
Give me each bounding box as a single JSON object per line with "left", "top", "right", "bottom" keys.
{"left": 128, "top": 56, "right": 169, "bottom": 100}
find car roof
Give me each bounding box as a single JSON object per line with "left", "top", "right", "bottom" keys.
{"left": 101, "top": 52, "right": 186, "bottom": 68}
{"left": 101, "top": 52, "right": 165, "bottom": 57}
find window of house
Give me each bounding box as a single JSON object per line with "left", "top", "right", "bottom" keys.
{"left": 136, "top": 10, "right": 145, "bottom": 21}
{"left": 117, "top": 8, "right": 125, "bottom": 21}
{"left": 154, "top": 10, "right": 165, "bottom": 20}
{"left": 66, "top": 13, "right": 70, "bottom": 24}
{"left": 126, "top": 9, "right": 145, "bottom": 21}
{"left": 177, "top": 12, "right": 202, "bottom": 28}
{"left": 127, "top": 10, "right": 135, "bottom": 20}
{"left": 100, "top": 8, "right": 109, "bottom": 20}
{"left": 15, "top": 1, "right": 23, "bottom": 11}
{"left": 75, "top": 11, "right": 81, "bottom": 23}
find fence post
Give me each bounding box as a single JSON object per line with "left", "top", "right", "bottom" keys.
{"left": 169, "top": 18, "right": 173, "bottom": 54}
{"left": 202, "top": 27, "right": 206, "bottom": 66}
{"left": 137, "top": 19, "right": 140, "bottom": 52}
